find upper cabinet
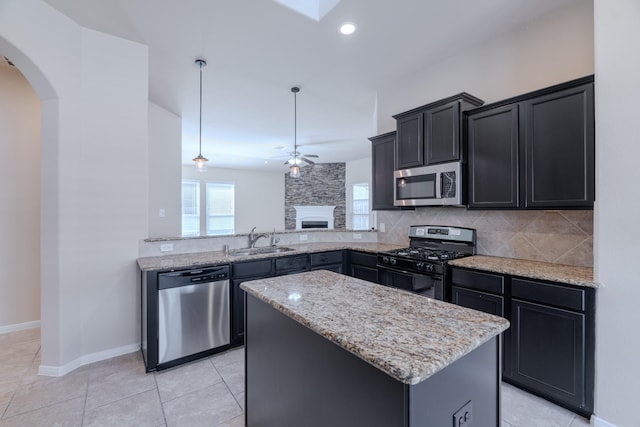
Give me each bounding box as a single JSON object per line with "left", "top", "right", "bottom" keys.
{"left": 467, "top": 76, "right": 595, "bottom": 209}
{"left": 393, "top": 93, "right": 484, "bottom": 169}
{"left": 369, "top": 131, "right": 398, "bottom": 210}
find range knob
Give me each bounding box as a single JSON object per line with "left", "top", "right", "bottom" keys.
{"left": 382, "top": 256, "right": 390, "bottom": 264}
{"left": 425, "top": 264, "right": 434, "bottom": 272}
{"left": 416, "top": 262, "right": 424, "bottom": 270}
{"left": 390, "top": 257, "right": 397, "bottom": 265}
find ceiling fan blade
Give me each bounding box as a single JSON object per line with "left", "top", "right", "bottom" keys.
{"left": 301, "top": 157, "right": 315, "bottom": 165}
{"left": 303, "top": 154, "right": 319, "bottom": 158}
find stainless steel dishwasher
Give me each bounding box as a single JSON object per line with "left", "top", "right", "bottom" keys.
{"left": 157, "top": 265, "right": 230, "bottom": 365}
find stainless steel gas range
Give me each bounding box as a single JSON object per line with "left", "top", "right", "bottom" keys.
{"left": 377, "top": 225, "right": 477, "bottom": 300}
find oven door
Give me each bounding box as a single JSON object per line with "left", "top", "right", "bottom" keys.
{"left": 377, "top": 265, "right": 443, "bottom": 301}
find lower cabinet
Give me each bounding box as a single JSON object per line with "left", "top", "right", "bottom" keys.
{"left": 348, "top": 251, "right": 379, "bottom": 283}
{"left": 448, "top": 267, "right": 594, "bottom": 417}
{"left": 231, "top": 258, "right": 275, "bottom": 346}
{"left": 310, "top": 250, "right": 345, "bottom": 274}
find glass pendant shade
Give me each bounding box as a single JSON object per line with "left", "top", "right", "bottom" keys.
{"left": 290, "top": 164, "right": 300, "bottom": 178}
{"left": 193, "top": 154, "right": 208, "bottom": 172}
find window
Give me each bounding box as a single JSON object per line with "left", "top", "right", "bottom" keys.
{"left": 352, "top": 183, "right": 370, "bottom": 230}
{"left": 181, "top": 180, "right": 235, "bottom": 237}
{"left": 181, "top": 180, "right": 200, "bottom": 237}
{"left": 206, "top": 182, "right": 235, "bottom": 235}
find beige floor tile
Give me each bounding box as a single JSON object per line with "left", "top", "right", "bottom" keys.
{"left": 211, "top": 348, "right": 244, "bottom": 369}
{"left": 570, "top": 415, "right": 591, "bottom": 426}
{"left": 85, "top": 366, "right": 157, "bottom": 410}
{"left": 0, "top": 340, "right": 40, "bottom": 361}
{"left": 156, "top": 359, "right": 223, "bottom": 402}
{"left": 0, "top": 329, "right": 40, "bottom": 347}
{"left": 0, "top": 403, "right": 7, "bottom": 419}
{"left": 84, "top": 389, "right": 164, "bottom": 427}
{"left": 163, "top": 382, "right": 242, "bottom": 427}
{"left": 215, "top": 414, "right": 245, "bottom": 427}
{"left": 0, "top": 376, "right": 21, "bottom": 406}
{"left": 501, "top": 383, "right": 575, "bottom": 427}
{"left": 4, "top": 369, "right": 88, "bottom": 418}
{"left": 0, "top": 362, "right": 31, "bottom": 382}
{"left": 216, "top": 361, "right": 244, "bottom": 396}
{"left": 0, "top": 396, "right": 84, "bottom": 427}
{"left": 234, "top": 392, "right": 245, "bottom": 411}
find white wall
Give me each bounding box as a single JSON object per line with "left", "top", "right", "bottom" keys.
{"left": 0, "top": 0, "right": 148, "bottom": 373}
{"left": 376, "top": 0, "right": 594, "bottom": 133}
{"left": 593, "top": 1, "right": 640, "bottom": 426}
{"left": 0, "top": 64, "right": 41, "bottom": 330}
{"left": 148, "top": 102, "right": 181, "bottom": 238}
{"left": 345, "top": 157, "right": 373, "bottom": 230}
{"left": 182, "top": 166, "right": 285, "bottom": 234}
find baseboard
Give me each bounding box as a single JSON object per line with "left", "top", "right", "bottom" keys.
{"left": 593, "top": 416, "right": 619, "bottom": 427}
{"left": 38, "top": 343, "right": 140, "bottom": 377}
{"left": 0, "top": 320, "right": 41, "bottom": 335}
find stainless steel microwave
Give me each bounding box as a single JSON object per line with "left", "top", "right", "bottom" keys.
{"left": 394, "top": 161, "right": 463, "bottom": 207}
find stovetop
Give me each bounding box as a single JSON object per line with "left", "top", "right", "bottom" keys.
{"left": 384, "top": 247, "right": 470, "bottom": 263}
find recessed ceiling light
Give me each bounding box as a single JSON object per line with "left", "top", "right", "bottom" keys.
{"left": 339, "top": 22, "right": 357, "bottom": 35}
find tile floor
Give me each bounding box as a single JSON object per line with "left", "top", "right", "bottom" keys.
{"left": 0, "top": 328, "right": 590, "bottom": 426}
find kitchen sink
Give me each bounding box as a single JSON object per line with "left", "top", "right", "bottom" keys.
{"left": 228, "top": 246, "right": 295, "bottom": 256}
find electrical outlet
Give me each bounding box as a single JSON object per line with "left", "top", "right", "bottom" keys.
{"left": 160, "top": 243, "right": 174, "bottom": 252}
{"left": 158, "top": 208, "right": 166, "bottom": 218}
{"left": 353, "top": 233, "right": 362, "bottom": 239}
{"left": 299, "top": 234, "right": 308, "bottom": 241}
{"left": 453, "top": 401, "right": 472, "bottom": 427}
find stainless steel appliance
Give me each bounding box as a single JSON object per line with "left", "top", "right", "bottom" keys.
{"left": 394, "top": 161, "right": 463, "bottom": 207}
{"left": 377, "top": 225, "right": 476, "bottom": 300}
{"left": 157, "top": 265, "right": 230, "bottom": 366}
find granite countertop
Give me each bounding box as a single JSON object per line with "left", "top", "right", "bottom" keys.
{"left": 137, "top": 242, "right": 401, "bottom": 272}
{"left": 241, "top": 270, "right": 509, "bottom": 385}
{"left": 449, "top": 255, "right": 598, "bottom": 288}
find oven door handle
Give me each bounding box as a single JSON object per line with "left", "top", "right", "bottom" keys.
{"left": 436, "top": 172, "right": 442, "bottom": 199}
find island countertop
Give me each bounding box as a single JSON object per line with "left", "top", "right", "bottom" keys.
{"left": 241, "top": 270, "right": 509, "bottom": 385}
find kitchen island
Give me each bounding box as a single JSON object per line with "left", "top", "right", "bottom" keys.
{"left": 241, "top": 270, "right": 510, "bottom": 427}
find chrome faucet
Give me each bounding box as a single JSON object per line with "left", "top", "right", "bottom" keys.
{"left": 248, "top": 227, "right": 268, "bottom": 248}
{"left": 270, "top": 228, "right": 280, "bottom": 247}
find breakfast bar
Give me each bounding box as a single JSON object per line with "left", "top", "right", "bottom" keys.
{"left": 241, "top": 270, "right": 510, "bottom": 426}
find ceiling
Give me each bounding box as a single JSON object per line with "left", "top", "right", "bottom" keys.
{"left": 41, "top": 0, "right": 579, "bottom": 172}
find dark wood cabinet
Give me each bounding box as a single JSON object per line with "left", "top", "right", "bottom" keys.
{"left": 348, "top": 250, "right": 379, "bottom": 283}
{"left": 509, "top": 277, "right": 593, "bottom": 417}
{"left": 310, "top": 250, "right": 344, "bottom": 274}
{"left": 275, "top": 254, "right": 310, "bottom": 275}
{"left": 393, "top": 93, "right": 483, "bottom": 169}
{"left": 522, "top": 83, "right": 595, "bottom": 208}
{"left": 466, "top": 76, "right": 595, "bottom": 209}
{"left": 448, "top": 266, "right": 594, "bottom": 417}
{"left": 369, "top": 132, "right": 397, "bottom": 210}
{"left": 467, "top": 104, "right": 520, "bottom": 208}
{"left": 231, "top": 258, "right": 275, "bottom": 345}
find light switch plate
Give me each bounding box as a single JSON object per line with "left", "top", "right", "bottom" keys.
{"left": 299, "top": 234, "right": 308, "bottom": 241}
{"left": 160, "top": 243, "right": 174, "bottom": 252}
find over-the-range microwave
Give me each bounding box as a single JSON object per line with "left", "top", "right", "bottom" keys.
{"left": 394, "top": 161, "right": 463, "bottom": 207}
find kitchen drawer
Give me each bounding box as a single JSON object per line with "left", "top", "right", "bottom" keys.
{"left": 452, "top": 286, "right": 505, "bottom": 317}
{"left": 232, "top": 259, "right": 273, "bottom": 279}
{"left": 275, "top": 254, "right": 310, "bottom": 275}
{"left": 310, "top": 251, "right": 343, "bottom": 267}
{"left": 451, "top": 268, "right": 505, "bottom": 294}
{"left": 349, "top": 251, "right": 377, "bottom": 268}
{"left": 511, "top": 278, "right": 585, "bottom": 312}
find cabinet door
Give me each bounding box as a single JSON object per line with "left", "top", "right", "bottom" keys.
{"left": 510, "top": 299, "right": 586, "bottom": 411}
{"left": 451, "top": 286, "right": 504, "bottom": 317}
{"left": 275, "top": 254, "right": 310, "bottom": 275}
{"left": 425, "top": 101, "right": 460, "bottom": 164}
{"left": 231, "top": 275, "right": 271, "bottom": 345}
{"left": 467, "top": 104, "right": 520, "bottom": 208}
{"left": 370, "top": 132, "right": 397, "bottom": 210}
{"left": 396, "top": 113, "right": 423, "bottom": 169}
{"left": 522, "top": 83, "right": 595, "bottom": 208}
{"left": 351, "top": 265, "right": 378, "bottom": 283}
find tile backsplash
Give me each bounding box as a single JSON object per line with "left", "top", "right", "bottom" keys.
{"left": 377, "top": 208, "right": 593, "bottom": 267}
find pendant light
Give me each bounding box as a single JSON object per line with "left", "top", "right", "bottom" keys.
{"left": 290, "top": 86, "right": 301, "bottom": 178}
{"left": 193, "top": 58, "right": 208, "bottom": 172}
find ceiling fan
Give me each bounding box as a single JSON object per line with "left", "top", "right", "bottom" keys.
{"left": 286, "top": 87, "right": 319, "bottom": 172}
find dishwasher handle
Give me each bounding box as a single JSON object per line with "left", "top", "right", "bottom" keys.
{"left": 158, "top": 265, "right": 230, "bottom": 290}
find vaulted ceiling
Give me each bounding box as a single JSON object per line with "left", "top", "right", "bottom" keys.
{"left": 43, "top": 0, "right": 579, "bottom": 172}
